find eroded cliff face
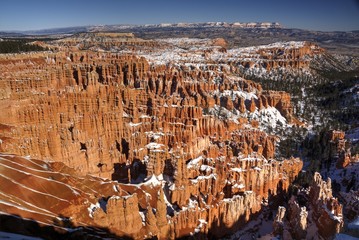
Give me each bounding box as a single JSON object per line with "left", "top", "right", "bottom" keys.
{"left": 0, "top": 34, "right": 304, "bottom": 239}
{"left": 227, "top": 41, "right": 324, "bottom": 71}
{"left": 310, "top": 172, "right": 344, "bottom": 238}
{"left": 0, "top": 51, "right": 300, "bottom": 178}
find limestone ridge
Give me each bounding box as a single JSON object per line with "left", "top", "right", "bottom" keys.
{"left": 0, "top": 36, "right": 304, "bottom": 239}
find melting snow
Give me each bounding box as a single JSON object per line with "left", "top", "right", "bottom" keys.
{"left": 139, "top": 211, "right": 146, "bottom": 223}
{"left": 188, "top": 198, "right": 199, "bottom": 209}
{"left": 129, "top": 122, "right": 142, "bottom": 127}
{"left": 87, "top": 202, "right": 100, "bottom": 218}
{"left": 230, "top": 167, "right": 244, "bottom": 173}
{"left": 232, "top": 183, "right": 245, "bottom": 189}
{"left": 200, "top": 165, "right": 213, "bottom": 172}
{"left": 249, "top": 107, "right": 287, "bottom": 130}
{"left": 192, "top": 174, "right": 217, "bottom": 183}
{"left": 143, "top": 175, "right": 162, "bottom": 187}
{"left": 145, "top": 131, "right": 165, "bottom": 140}
{"left": 146, "top": 142, "right": 164, "bottom": 150}
{"left": 112, "top": 185, "right": 118, "bottom": 192}
{"left": 194, "top": 219, "right": 208, "bottom": 233}
{"left": 213, "top": 89, "right": 258, "bottom": 100}
{"left": 187, "top": 156, "right": 203, "bottom": 169}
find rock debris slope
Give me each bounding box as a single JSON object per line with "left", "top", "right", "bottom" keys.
{"left": 0, "top": 34, "right": 306, "bottom": 239}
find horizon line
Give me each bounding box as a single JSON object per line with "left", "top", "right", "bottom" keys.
{"left": 1, "top": 21, "right": 358, "bottom": 34}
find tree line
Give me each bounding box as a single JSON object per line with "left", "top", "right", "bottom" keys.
{"left": 0, "top": 39, "right": 48, "bottom": 53}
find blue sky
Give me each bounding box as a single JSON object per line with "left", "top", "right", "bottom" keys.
{"left": 0, "top": 0, "right": 358, "bottom": 31}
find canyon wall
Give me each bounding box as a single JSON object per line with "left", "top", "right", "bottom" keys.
{"left": 0, "top": 35, "right": 306, "bottom": 239}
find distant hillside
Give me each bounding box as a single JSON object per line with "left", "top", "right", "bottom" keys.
{"left": 1, "top": 22, "right": 358, "bottom": 56}
{"left": 0, "top": 32, "right": 25, "bottom": 38}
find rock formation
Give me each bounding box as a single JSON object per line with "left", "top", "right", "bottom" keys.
{"left": 272, "top": 172, "right": 343, "bottom": 240}
{"left": 273, "top": 206, "right": 286, "bottom": 236}
{"left": 318, "top": 130, "right": 358, "bottom": 169}
{"left": 0, "top": 35, "right": 305, "bottom": 239}
{"left": 287, "top": 197, "right": 307, "bottom": 239}
{"left": 310, "top": 172, "right": 344, "bottom": 238}
{"left": 232, "top": 41, "right": 324, "bottom": 71}
{"left": 328, "top": 130, "right": 355, "bottom": 168}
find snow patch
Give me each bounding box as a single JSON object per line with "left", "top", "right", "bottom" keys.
{"left": 248, "top": 107, "right": 287, "bottom": 130}
{"left": 212, "top": 89, "right": 258, "bottom": 100}
{"left": 230, "top": 167, "right": 244, "bottom": 173}
{"left": 187, "top": 156, "right": 203, "bottom": 169}
{"left": 87, "top": 202, "right": 100, "bottom": 218}
{"left": 146, "top": 142, "right": 164, "bottom": 150}
{"left": 194, "top": 219, "right": 208, "bottom": 233}
{"left": 145, "top": 131, "right": 165, "bottom": 140}
{"left": 200, "top": 164, "right": 213, "bottom": 172}
{"left": 232, "top": 183, "right": 245, "bottom": 189}
{"left": 129, "top": 122, "right": 142, "bottom": 127}
{"left": 143, "top": 175, "right": 162, "bottom": 187}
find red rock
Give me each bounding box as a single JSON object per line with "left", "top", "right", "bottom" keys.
{"left": 310, "top": 172, "right": 344, "bottom": 238}
{"left": 0, "top": 36, "right": 304, "bottom": 239}
{"left": 273, "top": 206, "right": 286, "bottom": 236}
{"left": 287, "top": 197, "right": 307, "bottom": 239}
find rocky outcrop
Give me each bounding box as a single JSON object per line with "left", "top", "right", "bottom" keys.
{"left": 240, "top": 41, "right": 324, "bottom": 70}
{"left": 94, "top": 194, "right": 143, "bottom": 236}
{"left": 287, "top": 197, "right": 307, "bottom": 239}
{"left": 274, "top": 200, "right": 308, "bottom": 240}
{"left": 273, "top": 206, "right": 286, "bottom": 236}
{"left": 0, "top": 153, "right": 124, "bottom": 228}
{"left": 271, "top": 172, "right": 343, "bottom": 240}
{"left": 329, "top": 130, "right": 353, "bottom": 168}
{"left": 310, "top": 172, "right": 344, "bottom": 238}
{"left": 0, "top": 36, "right": 304, "bottom": 239}
{"left": 0, "top": 51, "right": 300, "bottom": 178}
{"left": 319, "top": 130, "right": 357, "bottom": 169}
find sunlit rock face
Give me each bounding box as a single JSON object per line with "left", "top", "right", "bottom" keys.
{"left": 310, "top": 172, "right": 344, "bottom": 238}
{"left": 0, "top": 34, "right": 304, "bottom": 239}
